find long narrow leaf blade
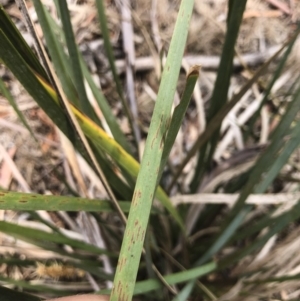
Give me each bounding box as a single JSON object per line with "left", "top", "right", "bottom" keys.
{"left": 0, "top": 30, "right": 73, "bottom": 139}
{"left": 161, "top": 66, "right": 200, "bottom": 173}
{"left": 55, "top": 0, "right": 94, "bottom": 117}
{"left": 0, "top": 190, "right": 133, "bottom": 212}
{"left": 0, "top": 220, "right": 113, "bottom": 256}
{"left": 110, "top": 1, "right": 194, "bottom": 300}
{"left": 100, "top": 261, "right": 216, "bottom": 295}
{"left": 0, "top": 6, "right": 48, "bottom": 79}
{"left": 95, "top": 0, "right": 136, "bottom": 144}
{"left": 189, "top": 0, "right": 247, "bottom": 191}
{"left": 31, "top": 0, "right": 79, "bottom": 105}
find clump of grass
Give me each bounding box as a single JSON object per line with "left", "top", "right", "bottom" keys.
{"left": 0, "top": 0, "right": 300, "bottom": 300}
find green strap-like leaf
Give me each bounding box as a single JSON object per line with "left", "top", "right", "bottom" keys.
{"left": 0, "top": 220, "right": 114, "bottom": 256}
{"left": 55, "top": 0, "right": 95, "bottom": 118}
{"left": 80, "top": 58, "right": 133, "bottom": 154}
{"left": 110, "top": 1, "right": 194, "bottom": 300}
{"left": 100, "top": 261, "right": 216, "bottom": 295}
{"left": 31, "top": 0, "right": 79, "bottom": 107}
{"left": 0, "top": 29, "right": 73, "bottom": 139}
{"left": 189, "top": 0, "right": 248, "bottom": 192}
{"left": 0, "top": 190, "right": 163, "bottom": 213}
{"left": 95, "top": 0, "right": 136, "bottom": 145}
{"left": 161, "top": 66, "right": 200, "bottom": 176}
{"left": 0, "top": 6, "right": 48, "bottom": 79}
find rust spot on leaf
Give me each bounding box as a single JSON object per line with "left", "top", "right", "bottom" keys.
{"left": 137, "top": 225, "right": 141, "bottom": 240}
{"left": 117, "top": 281, "right": 123, "bottom": 297}
{"left": 118, "top": 257, "right": 127, "bottom": 272}
{"left": 132, "top": 190, "right": 141, "bottom": 206}
{"left": 118, "top": 288, "right": 129, "bottom": 301}
{"left": 151, "top": 118, "right": 163, "bottom": 148}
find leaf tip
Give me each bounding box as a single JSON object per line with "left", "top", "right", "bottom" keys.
{"left": 187, "top": 65, "right": 201, "bottom": 78}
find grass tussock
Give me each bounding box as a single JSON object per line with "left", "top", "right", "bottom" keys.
{"left": 1, "top": 0, "right": 300, "bottom": 300}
